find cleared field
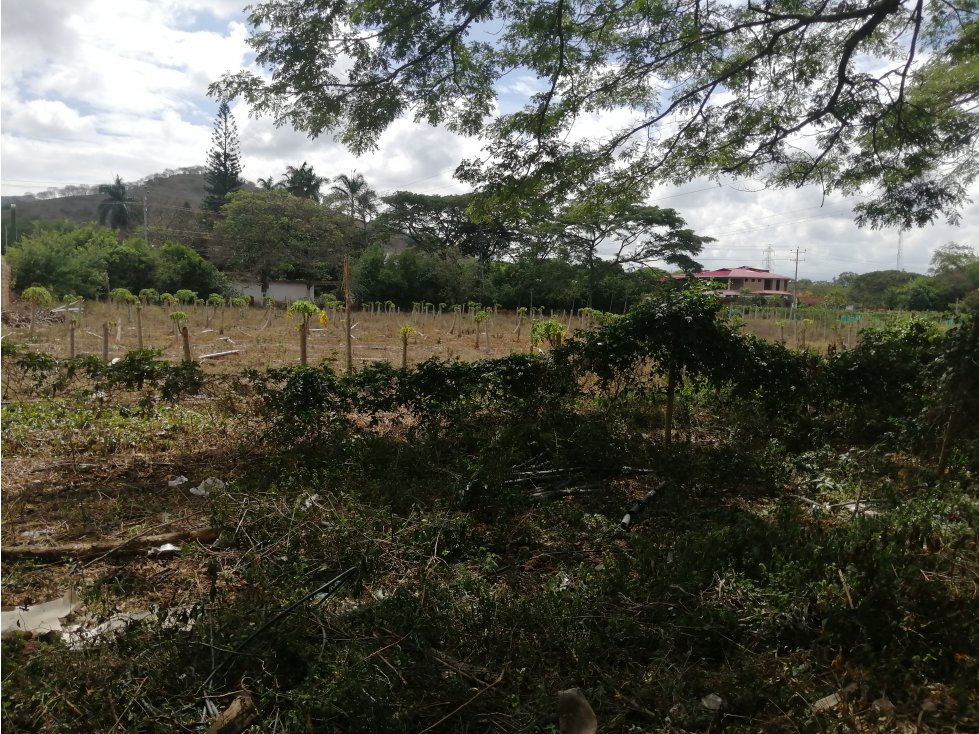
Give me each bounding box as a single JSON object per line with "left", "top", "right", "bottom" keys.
{"left": 5, "top": 301, "right": 554, "bottom": 369}
{"left": 3, "top": 299, "right": 953, "bottom": 371}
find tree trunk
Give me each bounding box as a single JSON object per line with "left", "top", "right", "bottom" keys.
{"left": 299, "top": 323, "right": 308, "bottom": 366}
{"left": 102, "top": 322, "right": 110, "bottom": 361}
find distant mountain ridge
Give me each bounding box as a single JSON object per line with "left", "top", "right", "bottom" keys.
{"left": 0, "top": 169, "right": 256, "bottom": 228}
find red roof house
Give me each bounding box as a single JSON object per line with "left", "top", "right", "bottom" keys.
{"left": 674, "top": 266, "right": 793, "bottom": 298}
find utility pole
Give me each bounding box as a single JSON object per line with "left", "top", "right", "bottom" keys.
{"left": 143, "top": 188, "right": 149, "bottom": 246}
{"left": 789, "top": 247, "right": 806, "bottom": 308}
{"left": 896, "top": 229, "right": 904, "bottom": 271}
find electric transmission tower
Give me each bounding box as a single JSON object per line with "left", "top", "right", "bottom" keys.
{"left": 763, "top": 244, "right": 775, "bottom": 270}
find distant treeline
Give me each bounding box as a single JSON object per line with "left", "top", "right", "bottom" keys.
{"left": 6, "top": 221, "right": 978, "bottom": 315}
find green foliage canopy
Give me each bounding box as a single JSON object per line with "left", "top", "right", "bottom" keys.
{"left": 211, "top": 0, "right": 979, "bottom": 229}
{"left": 212, "top": 190, "right": 349, "bottom": 295}
{"left": 6, "top": 225, "right": 223, "bottom": 300}
{"left": 202, "top": 101, "right": 245, "bottom": 212}
{"left": 376, "top": 191, "right": 521, "bottom": 262}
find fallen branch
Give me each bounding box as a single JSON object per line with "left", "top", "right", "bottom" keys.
{"left": 2, "top": 527, "right": 218, "bottom": 562}
{"left": 620, "top": 482, "right": 665, "bottom": 532}
{"left": 418, "top": 669, "right": 504, "bottom": 734}
{"left": 201, "top": 567, "right": 357, "bottom": 690}
{"left": 199, "top": 350, "right": 241, "bottom": 360}
{"left": 528, "top": 485, "right": 602, "bottom": 504}
{"left": 505, "top": 467, "right": 583, "bottom": 485}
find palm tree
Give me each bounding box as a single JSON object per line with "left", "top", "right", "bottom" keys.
{"left": 330, "top": 172, "right": 378, "bottom": 226}
{"left": 97, "top": 175, "right": 134, "bottom": 231}
{"left": 257, "top": 175, "right": 277, "bottom": 190}
{"left": 280, "top": 162, "right": 325, "bottom": 201}
{"left": 356, "top": 186, "right": 381, "bottom": 225}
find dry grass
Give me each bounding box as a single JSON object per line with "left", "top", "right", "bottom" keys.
{"left": 7, "top": 300, "right": 875, "bottom": 369}
{"left": 8, "top": 302, "right": 564, "bottom": 370}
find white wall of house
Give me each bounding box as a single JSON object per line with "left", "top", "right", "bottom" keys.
{"left": 231, "top": 280, "right": 313, "bottom": 304}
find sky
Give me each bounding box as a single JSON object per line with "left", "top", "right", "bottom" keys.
{"left": 2, "top": 0, "right": 975, "bottom": 282}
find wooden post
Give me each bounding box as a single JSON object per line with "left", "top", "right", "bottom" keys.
{"left": 299, "top": 323, "right": 308, "bottom": 366}
{"left": 664, "top": 346, "right": 679, "bottom": 445}
{"left": 343, "top": 255, "right": 353, "bottom": 374}
{"left": 529, "top": 290, "right": 535, "bottom": 352}
{"left": 181, "top": 326, "right": 192, "bottom": 363}
{"left": 102, "top": 322, "right": 110, "bottom": 362}
{"left": 136, "top": 303, "right": 143, "bottom": 350}
{"left": 68, "top": 320, "right": 76, "bottom": 359}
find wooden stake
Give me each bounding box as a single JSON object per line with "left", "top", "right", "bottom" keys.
{"left": 102, "top": 322, "right": 109, "bottom": 361}
{"left": 136, "top": 303, "right": 143, "bottom": 350}
{"left": 181, "top": 326, "right": 192, "bottom": 363}
{"left": 68, "top": 321, "right": 76, "bottom": 359}
{"left": 343, "top": 255, "right": 353, "bottom": 374}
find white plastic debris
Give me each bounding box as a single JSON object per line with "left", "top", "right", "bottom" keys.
{"left": 1, "top": 589, "right": 80, "bottom": 636}
{"left": 812, "top": 683, "right": 858, "bottom": 713}
{"left": 191, "top": 477, "right": 225, "bottom": 497}
{"left": 64, "top": 612, "right": 151, "bottom": 648}
{"left": 110, "top": 357, "right": 121, "bottom": 365}
{"left": 148, "top": 543, "right": 181, "bottom": 557}
{"left": 701, "top": 693, "right": 725, "bottom": 711}
{"left": 302, "top": 493, "right": 321, "bottom": 510}
{"left": 872, "top": 696, "right": 895, "bottom": 715}
{"left": 19, "top": 528, "right": 55, "bottom": 539}
{"left": 168, "top": 476, "right": 189, "bottom": 487}
{"left": 63, "top": 606, "right": 198, "bottom": 649}
{"left": 812, "top": 692, "right": 842, "bottom": 712}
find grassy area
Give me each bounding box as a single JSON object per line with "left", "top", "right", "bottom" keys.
{"left": 2, "top": 293, "right": 976, "bottom": 733}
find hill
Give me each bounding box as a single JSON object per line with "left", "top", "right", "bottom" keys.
{"left": 1, "top": 169, "right": 210, "bottom": 230}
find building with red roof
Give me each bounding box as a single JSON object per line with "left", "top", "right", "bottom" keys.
{"left": 673, "top": 266, "right": 793, "bottom": 299}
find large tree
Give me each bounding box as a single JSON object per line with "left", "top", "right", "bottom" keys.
{"left": 97, "top": 176, "right": 135, "bottom": 231}
{"left": 279, "top": 162, "right": 326, "bottom": 201}
{"left": 329, "top": 172, "right": 380, "bottom": 226}
{"left": 202, "top": 101, "right": 245, "bottom": 212}
{"left": 212, "top": 190, "right": 348, "bottom": 296}
{"left": 212, "top": 1, "right": 978, "bottom": 231}
{"left": 547, "top": 192, "right": 709, "bottom": 301}
{"left": 375, "top": 191, "right": 520, "bottom": 261}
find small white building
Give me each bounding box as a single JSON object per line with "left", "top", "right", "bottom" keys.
{"left": 231, "top": 280, "right": 315, "bottom": 304}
